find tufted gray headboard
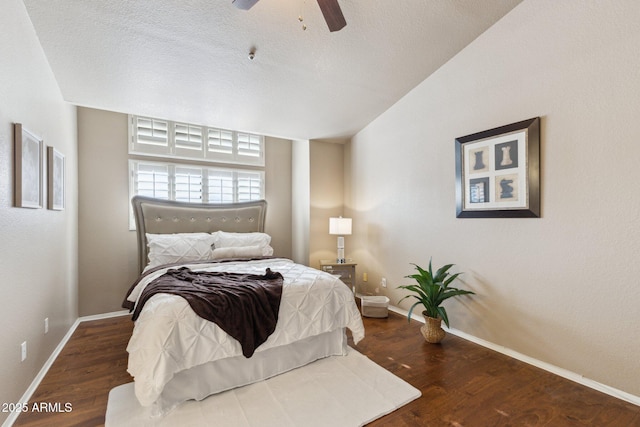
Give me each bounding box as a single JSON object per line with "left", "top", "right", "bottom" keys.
{"left": 131, "top": 196, "right": 267, "bottom": 273}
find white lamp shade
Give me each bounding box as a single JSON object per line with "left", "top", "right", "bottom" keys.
{"left": 329, "top": 217, "right": 352, "bottom": 235}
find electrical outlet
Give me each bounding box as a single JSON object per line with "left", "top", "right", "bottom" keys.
{"left": 45, "top": 318, "right": 49, "bottom": 334}
{"left": 363, "top": 272, "right": 368, "bottom": 282}
{"left": 381, "top": 277, "right": 387, "bottom": 288}
{"left": 21, "top": 341, "right": 27, "bottom": 362}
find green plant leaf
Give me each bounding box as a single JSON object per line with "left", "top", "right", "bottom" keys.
{"left": 437, "top": 306, "right": 450, "bottom": 328}
{"left": 407, "top": 301, "right": 423, "bottom": 322}
{"left": 434, "top": 264, "right": 453, "bottom": 282}
{"left": 443, "top": 272, "right": 462, "bottom": 287}
{"left": 410, "top": 264, "right": 434, "bottom": 286}
{"left": 441, "top": 289, "right": 475, "bottom": 301}
{"left": 399, "top": 260, "right": 474, "bottom": 328}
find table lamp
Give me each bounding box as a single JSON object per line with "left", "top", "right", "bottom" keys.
{"left": 329, "top": 217, "right": 352, "bottom": 263}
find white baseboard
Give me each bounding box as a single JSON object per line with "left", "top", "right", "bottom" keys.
{"left": 387, "top": 305, "right": 640, "bottom": 407}
{"left": 79, "top": 309, "right": 129, "bottom": 322}
{"left": 2, "top": 310, "right": 130, "bottom": 427}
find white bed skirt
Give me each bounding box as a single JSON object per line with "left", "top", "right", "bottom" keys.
{"left": 151, "top": 328, "right": 348, "bottom": 416}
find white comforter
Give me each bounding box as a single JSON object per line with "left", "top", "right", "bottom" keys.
{"left": 126, "top": 258, "right": 365, "bottom": 407}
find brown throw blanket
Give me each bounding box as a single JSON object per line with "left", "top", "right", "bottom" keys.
{"left": 130, "top": 267, "right": 284, "bottom": 358}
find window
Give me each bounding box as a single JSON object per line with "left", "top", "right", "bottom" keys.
{"left": 129, "top": 160, "right": 265, "bottom": 228}
{"left": 130, "top": 160, "right": 264, "bottom": 203}
{"left": 128, "top": 115, "right": 266, "bottom": 229}
{"left": 130, "top": 115, "right": 264, "bottom": 166}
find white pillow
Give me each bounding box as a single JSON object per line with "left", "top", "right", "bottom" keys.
{"left": 211, "top": 245, "right": 265, "bottom": 260}
{"left": 211, "top": 231, "right": 272, "bottom": 251}
{"left": 146, "top": 233, "right": 216, "bottom": 269}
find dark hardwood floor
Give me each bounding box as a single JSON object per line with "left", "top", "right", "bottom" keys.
{"left": 13, "top": 317, "right": 133, "bottom": 427}
{"left": 13, "top": 311, "right": 640, "bottom": 426}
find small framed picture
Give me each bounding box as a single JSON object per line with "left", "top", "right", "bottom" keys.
{"left": 14, "top": 123, "right": 44, "bottom": 209}
{"left": 455, "top": 117, "right": 540, "bottom": 218}
{"left": 47, "top": 147, "right": 65, "bottom": 210}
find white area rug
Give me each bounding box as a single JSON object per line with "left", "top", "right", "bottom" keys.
{"left": 106, "top": 347, "right": 420, "bottom": 427}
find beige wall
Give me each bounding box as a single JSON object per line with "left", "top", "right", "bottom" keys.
{"left": 309, "top": 140, "right": 347, "bottom": 269}
{"left": 77, "top": 109, "right": 138, "bottom": 316}
{"left": 264, "top": 136, "right": 293, "bottom": 257}
{"left": 347, "top": 0, "right": 640, "bottom": 398}
{"left": 77, "top": 107, "right": 293, "bottom": 316}
{"left": 291, "top": 139, "right": 349, "bottom": 268}
{"left": 291, "top": 140, "right": 310, "bottom": 265}
{"left": 0, "top": 0, "right": 78, "bottom": 422}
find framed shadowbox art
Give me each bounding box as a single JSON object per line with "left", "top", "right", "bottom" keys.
{"left": 455, "top": 117, "right": 540, "bottom": 218}
{"left": 47, "top": 146, "right": 65, "bottom": 210}
{"left": 14, "top": 123, "right": 44, "bottom": 209}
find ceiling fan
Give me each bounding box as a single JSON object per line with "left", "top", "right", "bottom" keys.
{"left": 232, "top": 0, "right": 347, "bottom": 32}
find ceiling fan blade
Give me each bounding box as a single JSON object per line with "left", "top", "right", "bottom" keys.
{"left": 232, "top": 0, "right": 259, "bottom": 10}
{"left": 316, "top": 0, "right": 347, "bottom": 32}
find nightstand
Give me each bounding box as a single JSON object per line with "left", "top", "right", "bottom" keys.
{"left": 320, "top": 260, "right": 357, "bottom": 294}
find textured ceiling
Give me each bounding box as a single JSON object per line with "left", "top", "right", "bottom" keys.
{"left": 23, "top": 0, "right": 522, "bottom": 140}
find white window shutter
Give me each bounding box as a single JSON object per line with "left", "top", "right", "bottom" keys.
{"left": 174, "top": 123, "right": 204, "bottom": 158}
{"left": 207, "top": 169, "right": 235, "bottom": 203}
{"left": 133, "top": 161, "right": 170, "bottom": 199}
{"left": 136, "top": 117, "right": 169, "bottom": 146}
{"left": 237, "top": 171, "right": 263, "bottom": 201}
{"left": 207, "top": 129, "right": 234, "bottom": 155}
{"left": 131, "top": 116, "right": 170, "bottom": 156}
{"left": 174, "top": 166, "right": 203, "bottom": 203}
{"left": 237, "top": 133, "right": 262, "bottom": 159}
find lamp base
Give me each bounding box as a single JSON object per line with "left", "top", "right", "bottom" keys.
{"left": 336, "top": 245, "right": 345, "bottom": 264}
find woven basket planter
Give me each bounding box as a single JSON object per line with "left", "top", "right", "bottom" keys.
{"left": 420, "top": 315, "right": 446, "bottom": 344}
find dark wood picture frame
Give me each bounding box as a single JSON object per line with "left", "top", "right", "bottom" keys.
{"left": 455, "top": 117, "right": 540, "bottom": 218}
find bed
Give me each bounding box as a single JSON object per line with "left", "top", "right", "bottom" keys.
{"left": 123, "top": 196, "right": 365, "bottom": 416}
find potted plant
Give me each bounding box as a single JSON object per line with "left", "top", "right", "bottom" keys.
{"left": 398, "top": 259, "right": 474, "bottom": 343}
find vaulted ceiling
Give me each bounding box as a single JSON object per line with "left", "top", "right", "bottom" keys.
{"left": 23, "top": 0, "right": 522, "bottom": 140}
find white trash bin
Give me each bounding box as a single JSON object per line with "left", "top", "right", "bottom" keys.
{"left": 360, "top": 296, "right": 389, "bottom": 318}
